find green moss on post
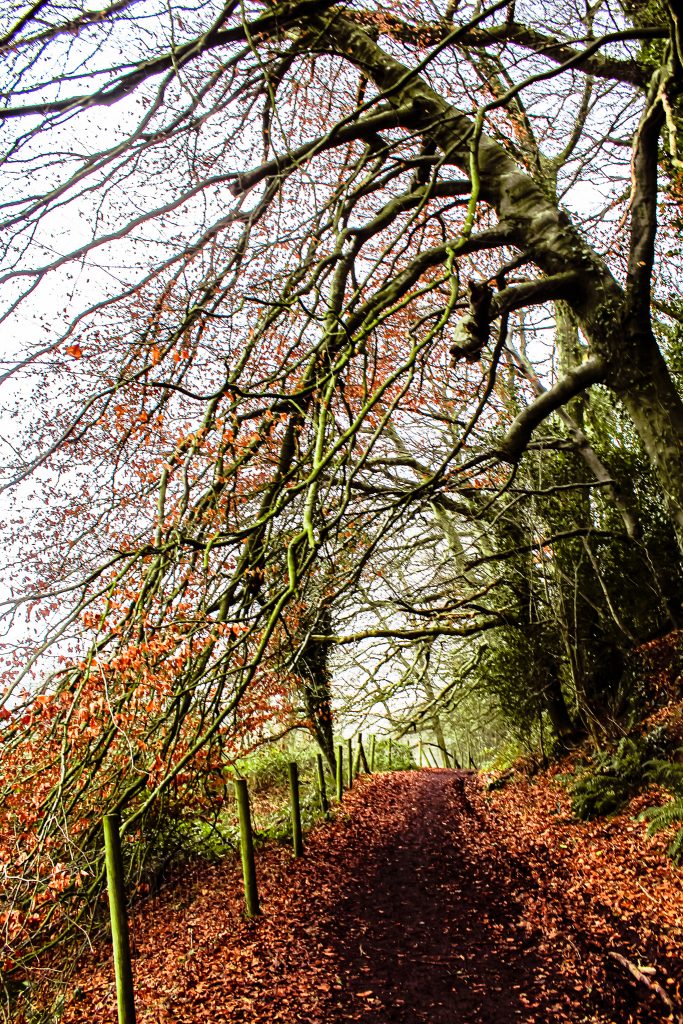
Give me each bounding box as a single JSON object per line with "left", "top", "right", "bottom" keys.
{"left": 317, "top": 752, "right": 329, "bottom": 815}
{"left": 336, "top": 743, "right": 344, "bottom": 801}
{"left": 388, "top": 738, "right": 392, "bottom": 770}
{"left": 347, "top": 737, "right": 353, "bottom": 788}
{"left": 103, "top": 814, "right": 137, "bottom": 1024}
{"left": 369, "top": 734, "right": 376, "bottom": 771}
{"left": 234, "top": 778, "right": 260, "bottom": 917}
{"left": 288, "top": 761, "right": 304, "bottom": 857}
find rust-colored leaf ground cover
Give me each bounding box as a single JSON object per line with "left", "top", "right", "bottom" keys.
{"left": 31, "top": 769, "right": 683, "bottom": 1023}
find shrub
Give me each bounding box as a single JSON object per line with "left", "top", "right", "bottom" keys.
{"left": 570, "top": 738, "right": 648, "bottom": 819}
{"left": 569, "top": 733, "right": 683, "bottom": 864}
{"left": 370, "top": 738, "right": 413, "bottom": 772}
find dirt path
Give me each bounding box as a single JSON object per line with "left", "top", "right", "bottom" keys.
{"left": 319, "top": 770, "right": 570, "bottom": 1022}
{"left": 55, "top": 770, "right": 675, "bottom": 1024}
{"left": 303, "top": 770, "right": 635, "bottom": 1023}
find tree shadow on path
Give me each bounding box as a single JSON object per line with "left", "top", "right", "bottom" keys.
{"left": 316, "top": 770, "right": 619, "bottom": 1023}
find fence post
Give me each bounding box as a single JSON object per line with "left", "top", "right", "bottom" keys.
{"left": 103, "top": 814, "right": 137, "bottom": 1024}
{"left": 347, "top": 737, "right": 353, "bottom": 789}
{"left": 388, "top": 737, "right": 392, "bottom": 769}
{"left": 336, "top": 743, "right": 344, "bottom": 801}
{"left": 369, "top": 734, "right": 376, "bottom": 771}
{"left": 418, "top": 739, "right": 423, "bottom": 767}
{"left": 234, "top": 778, "right": 260, "bottom": 917}
{"left": 288, "top": 761, "right": 304, "bottom": 857}
{"left": 316, "top": 752, "right": 329, "bottom": 815}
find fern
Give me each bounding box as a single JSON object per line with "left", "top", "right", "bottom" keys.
{"left": 570, "top": 739, "right": 683, "bottom": 814}
{"left": 643, "top": 757, "right": 683, "bottom": 791}
{"left": 669, "top": 825, "right": 683, "bottom": 864}
{"left": 640, "top": 798, "right": 683, "bottom": 864}
{"left": 571, "top": 775, "right": 628, "bottom": 819}
{"left": 639, "top": 749, "right": 683, "bottom": 864}
{"left": 569, "top": 737, "right": 683, "bottom": 863}
{"left": 570, "top": 738, "right": 648, "bottom": 819}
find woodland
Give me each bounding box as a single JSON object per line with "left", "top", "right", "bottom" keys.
{"left": 2, "top": 0, "right": 683, "bottom": 1019}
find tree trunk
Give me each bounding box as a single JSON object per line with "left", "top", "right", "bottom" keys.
{"left": 297, "top": 606, "right": 336, "bottom": 774}
{"left": 617, "top": 337, "right": 683, "bottom": 552}
{"left": 545, "top": 674, "right": 576, "bottom": 746}
{"left": 422, "top": 676, "right": 449, "bottom": 767}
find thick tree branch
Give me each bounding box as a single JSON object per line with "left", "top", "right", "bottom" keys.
{"left": 353, "top": 9, "right": 663, "bottom": 87}
{"left": 229, "top": 105, "right": 414, "bottom": 197}
{"left": 315, "top": 9, "right": 627, "bottom": 359}
{"left": 507, "top": 343, "right": 641, "bottom": 539}
{"left": 496, "top": 357, "right": 606, "bottom": 462}
{"left": 492, "top": 273, "right": 581, "bottom": 316}
{"left": 451, "top": 273, "right": 580, "bottom": 362}
{"left": 474, "top": 24, "right": 660, "bottom": 88}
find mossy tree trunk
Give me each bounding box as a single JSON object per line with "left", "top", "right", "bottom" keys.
{"left": 296, "top": 605, "right": 336, "bottom": 775}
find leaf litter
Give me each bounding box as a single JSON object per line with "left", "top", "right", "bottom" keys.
{"left": 33, "top": 769, "right": 683, "bottom": 1023}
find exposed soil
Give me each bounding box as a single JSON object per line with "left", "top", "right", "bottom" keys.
{"left": 51, "top": 770, "right": 680, "bottom": 1024}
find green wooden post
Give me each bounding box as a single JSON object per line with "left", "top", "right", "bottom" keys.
{"left": 103, "top": 814, "right": 137, "bottom": 1024}
{"left": 418, "top": 739, "right": 423, "bottom": 767}
{"left": 369, "top": 734, "right": 376, "bottom": 771}
{"left": 336, "top": 743, "right": 344, "bottom": 801}
{"left": 288, "top": 761, "right": 304, "bottom": 857}
{"left": 234, "top": 778, "right": 260, "bottom": 917}
{"left": 388, "top": 737, "right": 392, "bottom": 769}
{"left": 359, "top": 738, "right": 370, "bottom": 773}
{"left": 316, "top": 752, "right": 329, "bottom": 815}
{"left": 347, "top": 737, "right": 353, "bottom": 788}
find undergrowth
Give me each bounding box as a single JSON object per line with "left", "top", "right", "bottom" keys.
{"left": 567, "top": 732, "right": 683, "bottom": 863}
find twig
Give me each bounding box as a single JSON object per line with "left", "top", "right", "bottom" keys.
{"left": 608, "top": 951, "right": 678, "bottom": 1018}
